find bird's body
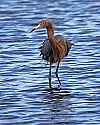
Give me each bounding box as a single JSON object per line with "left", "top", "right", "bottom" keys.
{"left": 30, "top": 19, "right": 73, "bottom": 88}
{"left": 39, "top": 35, "right": 72, "bottom": 64}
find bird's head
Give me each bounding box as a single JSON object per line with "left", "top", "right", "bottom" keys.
{"left": 30, "top": 19, "right": 53, "bottom": 33}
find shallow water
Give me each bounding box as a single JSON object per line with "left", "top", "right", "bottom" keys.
{"left": 0, "top": 0, "right": 100, "bottom": 124}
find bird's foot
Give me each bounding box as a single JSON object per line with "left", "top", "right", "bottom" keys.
{"left": 49, "top": 86, "right": 61, "bottom": 91}
{"left": 58, "top": 84, "right": 61, "bottom": 89}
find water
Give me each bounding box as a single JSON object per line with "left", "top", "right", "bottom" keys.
{"left": 0, "top": 0, "right": 100, "bottom": 124}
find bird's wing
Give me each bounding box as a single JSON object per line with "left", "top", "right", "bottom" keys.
{"left": 54, "top": 35, "right": 73, "bottom": 58}
{"left": 39, "top": 39, "right": 53, "bottom": 61}
{"left": 54, "top": 35, "right": 67, "bottom": 58}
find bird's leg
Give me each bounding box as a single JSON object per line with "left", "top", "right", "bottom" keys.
{"left": 49, "top": 61, "right": 52, "bottom": 88}
{"left": 55, "top": 61, "right": 59, "bottom": 76}
{"left": 55, "top": 60, "right": 61, "bottom": 87}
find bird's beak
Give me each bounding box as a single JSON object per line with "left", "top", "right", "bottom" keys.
{"left": 29, "top": 24, "right": 41, "bottom": 33}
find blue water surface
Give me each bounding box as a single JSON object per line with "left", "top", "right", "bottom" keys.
{"left": 0, "top": 0, "right": 100, "bottom": 125}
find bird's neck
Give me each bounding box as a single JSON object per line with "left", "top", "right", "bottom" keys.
{"left": 47, "top": 26, "right": 57, "bottom": 51}
{"left": 46, "top": 25, "right": 60, "bottom": 62}
{"left": 47, "top": 26, "right": 54, "bottom": 43}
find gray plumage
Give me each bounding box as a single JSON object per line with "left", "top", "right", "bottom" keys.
{"left": 39, "top": 35, "right": 72, "bottom": 63}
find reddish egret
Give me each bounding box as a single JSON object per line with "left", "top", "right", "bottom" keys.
{"left": 30, "top": 19, "right": 73, "bottom": 88}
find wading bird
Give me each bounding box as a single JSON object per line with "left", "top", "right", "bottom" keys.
{"left": 30, "top": 19, "right": 73, "bottom": 88}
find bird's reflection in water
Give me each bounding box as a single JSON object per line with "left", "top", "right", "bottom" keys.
{"left": 42, "top": 86, "right": 71, "bottom": 103}
{"left": 42, "top": 88, "right": 72, "bottom": 124}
